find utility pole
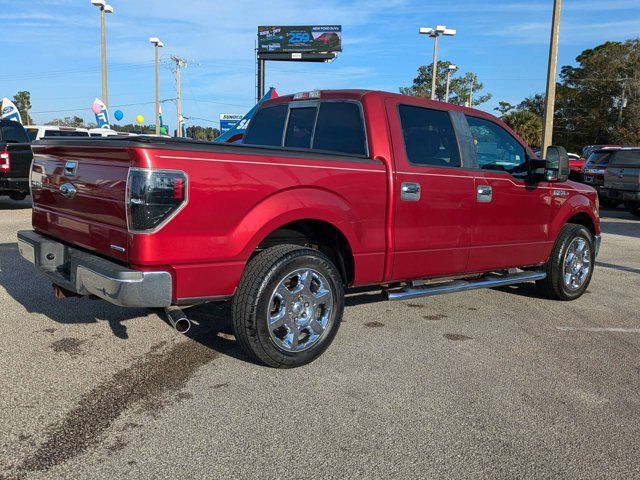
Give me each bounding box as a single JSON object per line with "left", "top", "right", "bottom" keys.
{"left": 542, "top": 0, "right": 562, "bottom": 155}
{"left": 170, "top": 55, "right": 188, "bottom": 137}
{"left": 445, "top": 64, "right": 457, "bottom": 103}
{"left": 419, "top": 25, "right": 457, "bottom": 101}
{"left": 91, "top": 0, "right": 113, "bottom": 107}
{"left": 149, "top": 37, "right": 164, "bottom": 136}
{"left": 469, "top": 76, "right": 475, "bottom": 107}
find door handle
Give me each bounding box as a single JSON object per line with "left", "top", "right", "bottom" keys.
{"left": 477, "top": 185, "right": 492, "bottom": 203}
{"left": 401, "top": 182, "right": 420, "bottom": 201}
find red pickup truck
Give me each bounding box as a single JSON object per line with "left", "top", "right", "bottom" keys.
{"left": 18, "top": 90, "right": 600, "bottom": 367}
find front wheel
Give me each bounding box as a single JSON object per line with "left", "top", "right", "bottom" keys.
{"left": 536, "top": 224, "right": 595, "bottom": 300}
{"left": 232, "top": 245, "right": 345, "bottom": 368}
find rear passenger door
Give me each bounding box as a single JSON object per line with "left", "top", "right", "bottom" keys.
{"left": 387, "top": 99, "right": 475, "bottom": 281}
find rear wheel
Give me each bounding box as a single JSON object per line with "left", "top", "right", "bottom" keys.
{"left": 232, "top": 245, "right": 344, "bottom": 368}
{"left": 625, "top": 202, "right": 640, "bottom": 218}
{"left": 537, "top": 224, "right": 594, "bottom": 300}
{"left": 8, "top": 192, "right": 27, "bottom": 201}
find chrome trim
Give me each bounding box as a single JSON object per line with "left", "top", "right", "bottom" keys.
{"left": 59, "top": 183, "right": 77, "bottom": 198}
{"left": 476, "top": 185, "right": 492, "bottom": 203}
{"left": 400, "top": 182, "right": 421, "bottom": 201}
{"left": 64, "top": 160, "right": 78, "bottom": 176}
{"left": 110, "top": 244, "right": 126, "bottom": 252}
{"left": 384, "top": 271, "right": 546, "bottom": 301}
{"left": 17, "top": 230, "right": 172, "bottom": 308}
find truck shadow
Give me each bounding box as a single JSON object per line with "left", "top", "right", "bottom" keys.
{"left": 0, "top": 242, "right": 151, "bottom": 339}
{"left": 0, "top": 197, "right": 32, "bottom": 210}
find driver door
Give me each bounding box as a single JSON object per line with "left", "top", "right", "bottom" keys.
{"left": 465, "top": 115, "right": 553, "bottom": 272}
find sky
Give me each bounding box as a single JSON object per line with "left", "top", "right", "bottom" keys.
{"left": 1, "top": 0, "right": 639, "bottom": 131}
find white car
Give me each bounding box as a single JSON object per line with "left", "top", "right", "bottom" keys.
{"left": 25, "top": 125, "right": 90, "bottom": 141}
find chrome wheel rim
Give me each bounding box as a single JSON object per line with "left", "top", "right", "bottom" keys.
{"left": 563, "top": 237, "right": 591, "bottom": 291}
{"left": 268, "top": 268, "right": 334, "bottom": 353}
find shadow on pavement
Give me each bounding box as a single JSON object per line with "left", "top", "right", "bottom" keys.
{"left": 596, "top": 261, "right": 640, "bottom": 275}
{"left": 0, "top": 197, "right": 32, "bottom": 210}
{"left": 0, "top": 241, "right": 151, "bottom": 339}
{"left": 599, "top": 208, "right": 640, "bottom": 239}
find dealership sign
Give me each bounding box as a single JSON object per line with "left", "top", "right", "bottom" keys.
{"left": 219, "top": 114, "right": 244, "bottom": 134}
{"left": 258, "top": 25, "right": 342, "bottom": 53}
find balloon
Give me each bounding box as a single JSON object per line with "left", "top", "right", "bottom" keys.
{"left": 91, "top": 103, "right": 102, "bottom": 114}
{"left": 160, "top": 126, "right": 167, "bottom": 135}
{"left": 136, "top": 114, "right": 145, "bottom": 124}
{"left": 114, "top": 110, "right": 124, "bottom": 121}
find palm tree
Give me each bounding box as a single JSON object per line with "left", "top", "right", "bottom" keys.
{"left": 502, "top": 110, "right": 542, "bottom": 148}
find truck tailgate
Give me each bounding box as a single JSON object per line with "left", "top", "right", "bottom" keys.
{"left": 30, "top": 144, "right": 131, "bottom": 262}
{"left": 4, "top": 143, "right": 32, "bottom": 178}
{"left": 605, "top": 166, "right": 640, "bottom": 192}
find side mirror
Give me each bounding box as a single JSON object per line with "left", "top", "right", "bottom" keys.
{"left": 543, "top": 145, "right": 570, "bottom": 182}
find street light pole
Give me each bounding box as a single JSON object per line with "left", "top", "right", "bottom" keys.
{"left": 445, "top": 64, "right": 457, "bottom": 103}
{"left": 150, "top": 37, "right": 164, "bottom": 136}
{"left": 420, "top": 25, "right": 456, "bottom": 101}
{"left": 91, "top": 0, "right": 113, "bottom": 108}
{"left": 542, "top": 0, "right": 562, "bottom": 154}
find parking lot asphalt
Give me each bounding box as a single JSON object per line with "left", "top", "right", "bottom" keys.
{"left": 1, "top": 198, "right": 639, "bottom": 479}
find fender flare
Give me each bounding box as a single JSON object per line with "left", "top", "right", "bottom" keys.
{"left": 549, "top": 194, "right": 599, "bottom": 241}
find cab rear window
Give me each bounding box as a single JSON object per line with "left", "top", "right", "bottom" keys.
{"left": 609, "top": 150, "right": 640, "bottom": 167}
{"left": 244, "top": 101, "right": 367, "bottom": 156}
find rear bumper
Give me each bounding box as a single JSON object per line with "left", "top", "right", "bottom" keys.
{"left": 17, "top": 230, "right": 172, "bottom": 308}
{"left": 600, "top": 188, "right": 640, "bottom": 202}
{"left": 0, "top": 177, "right": 29, "bottom": 192}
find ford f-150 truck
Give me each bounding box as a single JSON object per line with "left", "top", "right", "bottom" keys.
{"left": 17, "top": 90, "right": 600, "bottom": 368}
{"left": 0, "top": 119, "right": 33, "bottom": 201}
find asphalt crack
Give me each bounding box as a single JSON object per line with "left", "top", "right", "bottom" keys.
{"left": 15, "top": 338, "right": 218, "bottom": 474}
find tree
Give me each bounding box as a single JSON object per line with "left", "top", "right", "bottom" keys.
{"left": 185, "top": 125, "right": 220, "bottom": 141}
{"left": 502, "top": 110, "right": 543, "bottom": 147}
{"left": 12, "top": 91, "right": 32, "bottom": 124}
{"left": 45, "top": 116, "right": 88, "bottom": 128}
{"left": 400, "top": 61, "right": 492, "bottom": 106}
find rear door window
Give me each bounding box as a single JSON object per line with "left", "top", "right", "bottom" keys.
{"left": 284, "top": 107, "right": 316, "bottom": 149}
{"left": 0, "top": 122, "right": 29, "bottom": 143}
{"left": 398, "top": 105, "right": 461, "bottom": 167}
{"left": 243, "top": 104, "right": 288, "bottom": 146}
{"left": 313, "top": 102, "right": 366, "bottom": 155}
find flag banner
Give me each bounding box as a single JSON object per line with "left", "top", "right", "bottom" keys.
{"left": 92, "top": 98, "right": 110, "bottom": 128}
{"left": 214, "top": 87, "right": 278, "bottom": 143}
{"left": 1, "top": 98, "right": 23, "bottom": 123}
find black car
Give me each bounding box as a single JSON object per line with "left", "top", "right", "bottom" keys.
{"left": 599, "top": 148, "right": 640, "bottom": 217}
{"left": 0, "top": 119, "right": 33, "bottom": 201}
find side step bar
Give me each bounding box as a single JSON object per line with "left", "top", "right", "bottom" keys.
{"left": 383, "top": 271, "right": 546, "bottom": 301}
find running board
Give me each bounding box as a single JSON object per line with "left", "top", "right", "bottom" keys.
{"left": 383, "top": 271, "right": 546, "bottom": 301}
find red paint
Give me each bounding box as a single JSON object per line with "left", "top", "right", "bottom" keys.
{"left": 30, "top": 90, "right": 600, "bottom": 303}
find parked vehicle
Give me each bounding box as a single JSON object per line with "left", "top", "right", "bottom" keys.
{"left": 579, "top": 148, "right": 623, "bottom": 207}
{"left": 567, "top": 153, "right": 585, "bottom": 177}
{"left": 0, "top": 119, "right": 33, "bottom": 201}
{"left": 599, "top": 148, "right": 640, "bottom": 217}
{"left": 25, "top": 125, "right": 90, "bottom": 141}
{"left": 18, "top": 90, "right": 600, "bottom": 367}
{"left": 581, "top": 144, "right": 620, "bottom": 161}
{"left": 88, "top": 128, "right": 136, "bottom": 137}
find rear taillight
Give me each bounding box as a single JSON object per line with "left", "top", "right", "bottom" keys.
{"left": 0, "top": 149, "right": 10, "bottom": 173}
{"left": 126, "top": 169, "right": 187, "bottom": 232}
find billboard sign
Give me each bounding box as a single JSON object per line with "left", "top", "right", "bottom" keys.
{"left": 258, "top": 25, "right": 342, "bottom": 53}
{"left": 219, "top": 113, "right": 244, "bottom": 134}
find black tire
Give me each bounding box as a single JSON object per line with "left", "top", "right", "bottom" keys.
{"left": 536, "top": 224, "right": 594, "bottom": 301}
{"left": 599, "top": 197, "right": 620, "bottom": 209}
{"left": 232, "top": 245, "right": 345, "bottom": 368}
{"left": 625, "top": 202, "right": 640, "bottom": 218}
{"left": 9, "top": 192, "right": 27, "bottom": 201}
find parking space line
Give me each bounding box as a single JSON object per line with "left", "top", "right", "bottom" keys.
{"left": 556, "top": 326, "right": 640, "bottom": 333}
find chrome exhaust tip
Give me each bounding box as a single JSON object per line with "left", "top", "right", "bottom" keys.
{"left": 164, "top": 307, "right": 191, "bottom": 334}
